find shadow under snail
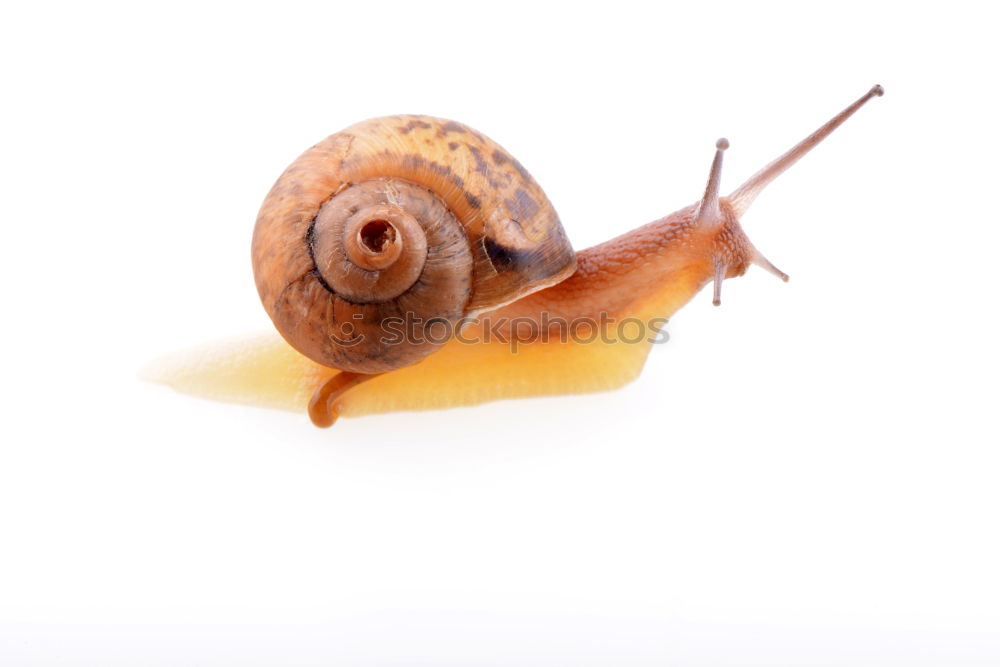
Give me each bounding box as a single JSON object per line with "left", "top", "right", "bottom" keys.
{"left": 150, "top": 85, "right": 884, "bottom": 427}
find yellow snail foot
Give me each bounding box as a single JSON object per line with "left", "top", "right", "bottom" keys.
{"left": 142, "top": 325, "right": 663, "bottom": 422}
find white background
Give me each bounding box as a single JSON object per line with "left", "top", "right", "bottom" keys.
{"left": 2, "top": 1, "right": 998, "bottom": 665}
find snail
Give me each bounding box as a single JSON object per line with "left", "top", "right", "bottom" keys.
{"left": 148, "top": 85, "right": 883, "bottom": 427}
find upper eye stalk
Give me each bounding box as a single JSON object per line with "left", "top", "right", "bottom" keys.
{"left": 693, "top": 85, "right": 884, "bottom": 306}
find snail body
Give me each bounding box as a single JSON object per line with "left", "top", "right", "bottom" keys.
{"left": 150, "top": 86, "right": 883, "bottom": 426}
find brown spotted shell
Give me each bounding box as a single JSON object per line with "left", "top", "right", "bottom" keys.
{"left": 251, "top": 115, "right": 577, "bottom": 374}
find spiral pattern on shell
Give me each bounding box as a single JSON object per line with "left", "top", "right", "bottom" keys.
{"left": 252, "top": 115, "right": 577, "bottom": 374}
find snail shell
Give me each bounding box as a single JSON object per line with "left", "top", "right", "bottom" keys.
{"left": 251, "top": 115, "right": 577, "bottom": 374}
